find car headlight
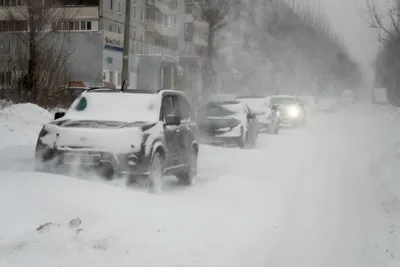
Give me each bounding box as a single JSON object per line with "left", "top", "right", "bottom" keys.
{"left": 288, "top": 106, "right": 299, "bottom": 117}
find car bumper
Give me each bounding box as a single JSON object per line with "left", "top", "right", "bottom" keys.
{"left": 35, "top": 144, "right": 150, "bottom": 176}
{"left": 279, "top": 116, "right": 305, "bottom": 126}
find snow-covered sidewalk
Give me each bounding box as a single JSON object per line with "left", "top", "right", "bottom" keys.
{"left": 0, "top": 103, "right": 399, "bottom": 267}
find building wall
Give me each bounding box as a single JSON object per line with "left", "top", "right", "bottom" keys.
{"left": 100, "top": 0, "right": 146, "bottom": 41}
{"left": 66, "top": 31, "right": 104, "bottom": 82}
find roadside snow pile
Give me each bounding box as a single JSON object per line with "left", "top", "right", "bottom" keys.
{"left": 0, "top": 171, "right": 274, "bottom": 267}
{"left": 0, "top": 103, "right": 52, "bottom": 148}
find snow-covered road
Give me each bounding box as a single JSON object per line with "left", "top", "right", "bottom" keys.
{"left": 0, "top": 103, "right": 399, "bottom": 267}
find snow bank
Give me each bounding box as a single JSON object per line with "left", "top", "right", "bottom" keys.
{"left": 0, "top": 103, "right": 52, "bottom": 149}
{"left": 0, "top": 103, "right": 52, "bottom": 171}
{"left": 0, "top": 171, "right": 277, "bottom": 267}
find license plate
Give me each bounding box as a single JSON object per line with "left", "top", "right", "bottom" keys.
{"left": 63, "top": 154, "right": 99, "bottom": 165}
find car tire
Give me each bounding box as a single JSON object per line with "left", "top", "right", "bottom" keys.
{"left": 148, "top": 151, "right": 165, "bottom": 193}
{"left": 177, "top": 149, "right": 198, "bottom": 185}
{"left": 99, "top": 163, "right": 114, "bottom": 180}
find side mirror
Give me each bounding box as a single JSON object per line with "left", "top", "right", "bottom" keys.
{"left": 165, "top": 114, "right": 181, "bottom": 126}
{"left": 54, "top": 111, "right": 66, "bottom": 120}
{"left": 247, "top": 113, "right": 256, "bottom": 119}
{"left": 271, "top": 105, "right": 278, "bottom": 111}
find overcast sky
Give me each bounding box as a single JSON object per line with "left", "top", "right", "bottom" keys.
{"left": 319, "top": 0, "right": 380, "bottom": 68}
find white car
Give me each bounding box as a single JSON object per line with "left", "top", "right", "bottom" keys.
{"left": 339, "top": 90, "right": 355, "bottom": 105}
{"left": 235, "top": 96, "right": 280, "bottom": 134}
{"left": 35, "top": 88, "right": 199, "bottom": 192}
{"left": 315, "top": 97, "right": 337, "bottom": 113}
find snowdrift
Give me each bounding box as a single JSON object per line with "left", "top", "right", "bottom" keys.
{"left": 0, "top": 103, "right": 52, "bottom": 149}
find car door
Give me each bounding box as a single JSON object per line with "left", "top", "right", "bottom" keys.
{"left": 244, "top": 104, "right": 258, "bottom": 141}
{"left": 160, "top": 95, "right": 179, "bottom": 167}
{"left": 173, "top": 94, "right": 196, "bottom": 160}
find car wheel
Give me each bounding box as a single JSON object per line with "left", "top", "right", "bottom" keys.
{"left": 177, "top": 149, "right": 198, "bottom": 185}
{"left": 99, "top": 163, "right": 114, "bottom": 180}
{"left": 148, "top": 152, "right": 164, "bottom": 193}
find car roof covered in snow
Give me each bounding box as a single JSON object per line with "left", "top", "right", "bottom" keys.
{"left": 269, "top": 95, "right": 297, "bottom": 99}
{"left": 235, "top": 95, "right": 266, "bottom": 99}
{"left": 86, "top": 88, "right": 185, "bottom": 96}
{"left": 63, "top": 90, "right": 164, "bottom": 123}
{"left": 206, "top": 100, "right": 243, "bottom": 105}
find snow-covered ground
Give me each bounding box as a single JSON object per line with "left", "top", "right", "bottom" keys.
{"left": 1, "top": 102, "right": 400, "bottom": 267}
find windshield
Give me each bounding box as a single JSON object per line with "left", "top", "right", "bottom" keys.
{"left": 198, "top": 102, "right": 244, "bottom": 118}
{"left": 270, "top": 97, "right": 298, "bottom": 105}
{"left": 64, "top": 92, "right": 160, "bottom": 122}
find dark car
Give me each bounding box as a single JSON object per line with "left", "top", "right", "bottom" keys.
{"left": 267, "top": 95, "right": 306, "bottom": 127}
{"left": 35, "top": 88, "right": 199, "bottom": 192}
{"left": 235, "top": 95, "right": 280, "bottom": 134}
{"left": 196, "top": 100, "right": 259, "bottom": 148}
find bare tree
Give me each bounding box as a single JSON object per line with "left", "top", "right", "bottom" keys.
{"left": 194, "top": 0, "right": 231, "bottom": 68}
{"left": 1, "top": 0, "right": 76, "bottom": 104}
{"left": 364, "top": 0, "right": 400, "bottom": 105}
{"left": 190, "top": 0, "right": 232, "bottom": 96}
{"left": 364, "top": 0, "right": 400, "bottom": 43}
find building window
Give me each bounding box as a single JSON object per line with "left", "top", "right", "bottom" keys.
{"left": 106, "top": 57, "right": 113, "bottom": 64}
{"left": 118, "top": 0, "right": 121, "bottom": 12}
{"left": 117, "top": 25, "right": 121, "bottom": 33}
{"left": 184, "top": 23, "right": 193, "bottom": 41}
{"left": 108, "top": 24, "right": 113, "bottom": 32}
{"left": 110, "top": 0, "right": 113, "bottom": 10}
{"left": 51, "top": 20, "right": 94, "bottom": 31}
{"left": 146, "top": 6, "right": 155, "bottom": 20}
{"left": 162, "top": 14, "right": 176, "bottom": 27}
{"left": 132, "top": 5, "right": 136, "bottom": 19}
{"left": 2, "top": 0, "right": 25, "bottom": 6}
{"left": 141, "top": 9, "right": 145, "bottom": 22}
{"left": 0, "top": 20, "right": 28, "bottom": 32}
{"left": 185, "top": 4, "right": 192, "bottom": 14}
{"left": 170, "top": 14, "right": 176, "bottom": 27}
{"left": 110, "top": 71, "right": 116, "bottom": 84}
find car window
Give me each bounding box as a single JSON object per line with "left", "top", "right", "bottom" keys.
{"left": 174, "top": 95, "right": 192, "bottom": 122}
{"left": 71, "top": 89, "right": 85, "bottom": 98}
{"left": 160, "top": 96, "right": 174, "bottom": 121}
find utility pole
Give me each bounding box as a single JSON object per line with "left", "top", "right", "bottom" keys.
{"left": 121, "top": 0, "right": 131, "bottom": 89}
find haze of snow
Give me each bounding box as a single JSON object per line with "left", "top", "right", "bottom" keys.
{"left": 1, "top": 102, "right": 400, "bottom": 267}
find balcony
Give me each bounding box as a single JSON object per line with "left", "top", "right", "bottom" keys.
{"left": 145, "top": 19, "right": 178, "bottom": 37}
{"left": 0, "top": 6, "right": 98, "bottom": 20}
{"left": 49, "top": 0, "right": 100, "bottom": 6}
{"left": 155, "top": 0, "right": 178, "bottom": 13}
{"left": 133, "top": 38, "right": 178, "bottom": 57}
{"left": 103, "top": 30, "right": 177, "bottom": 57}
{"left": 192, "top": 19, "right": 207, "bottom": 47}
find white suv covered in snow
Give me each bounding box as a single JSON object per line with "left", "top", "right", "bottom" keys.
{"left": 35, "top": 88, "right": 199, "bottom": 192}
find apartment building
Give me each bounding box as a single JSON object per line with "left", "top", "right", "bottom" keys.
{"left": 0, "top": 0, "right": 207, "bottom": 90}
{"left": 179, "top": 0, "right": 207, "bottom": 57}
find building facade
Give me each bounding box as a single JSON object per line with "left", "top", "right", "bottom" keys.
{"left": 0, "top": 0, "right": 207, "bottom": 91}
